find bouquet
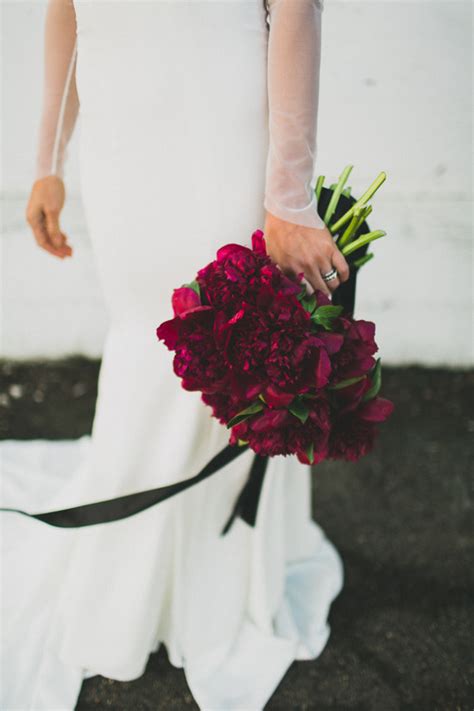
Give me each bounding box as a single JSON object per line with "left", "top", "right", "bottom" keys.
{"left": 157, "top": 165, "right": 394, "bottom": 467}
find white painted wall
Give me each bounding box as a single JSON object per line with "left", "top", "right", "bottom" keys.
{"left": 1, "top": 1, "right": 472, "bottom": 365}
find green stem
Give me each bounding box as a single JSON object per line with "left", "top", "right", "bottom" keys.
{"left": 341, "top": 230, "right": 386, "bottom": 256}
{"left": 329, "top": 171, "right": 387, "bottom": 234}
{"left": 323, "top": 164, "right": 353, "bottom": 225}
{"left": 337, "top": 204, "right": 372, "bottom": 248}
{"left": 315, "top": 175, "right": 325, "bottom": 201}
{"left": 337, "top": 208, "right": 361, "bottom": 248}
{"left": 353, "top": 204, "right": 372, "bottom": 231}
{"left": 353, "top": 252, "right": 375, "bottom": 268}
{"left": 342, "top": 186, "right": 352, "bottom": 197}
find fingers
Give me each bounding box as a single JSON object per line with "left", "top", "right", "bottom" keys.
{"left": 27, "top": 212, "right": 72, "bottom": 259}
{"left": 306, "top": 247, "right": 351, "bottom": 297}
{"left": 320, "top": 258, "right": 341, "bottom": 293}
{"left": 263, "top": 214, "right": 351, "bottom": 298}
{"left": 44, "top": 209, "right": 63, "bottom": 249}
{"left": 44, "top": 209, "right": 73, "bottom": 257}
{"left": 29, "top": 217, "right": 61, "bottom": 257}
{"left": 332, "top": 249, "right": 350, "bottom": 283}
{"left": 25, "top": 176, "right": 72, "bottom": 259}
{"left": 304, "top": 261, "right": 333, "bottom": 297}
{"left": 26, "top": 206, "right": 72, "bottom": 259}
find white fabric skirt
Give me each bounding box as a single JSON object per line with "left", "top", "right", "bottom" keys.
{"left": 1, "top": 2, "right": 343, "bottom": 709}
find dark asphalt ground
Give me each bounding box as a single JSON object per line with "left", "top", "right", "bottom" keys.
{"left": 1, "top": 361, "right": 472, "bottom": 711}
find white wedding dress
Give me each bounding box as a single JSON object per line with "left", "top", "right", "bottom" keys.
{"left": 1, "top": 1, "right": 343, "bottom": 709}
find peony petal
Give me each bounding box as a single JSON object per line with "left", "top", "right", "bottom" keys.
{"left": 297, "top": 449, "right": 312, "bottom": 465}
{"left": 354, "top": 319, "right": 376, "bottom": 342}
{"left": 251, "top": 229, "right": 267, "bottom": 255}
{"left": 171, "top": 286, "right": 201, "bottom": 317}
{"left": 315, "top": 348, "right": 332, "bottom": 388}
{"left": 313, "top": 442, "right": 329, "bottom": 464}
{"left": 264, "top": 385, "right": 295, "bottom": 408}
{"left": 339, "top": 356, "right": 376, "bottom": 379}
{"left": 228, "top": 307, "right": 246, "bottom": 325}
{"left": 317, "top": 332, "right": 344, "bottom": 354}
{"left": 250, "top": 408, "right": 288, "bottom": 432}
{"left": 180, "top": 304, "right": 214, "bottom": 320}
{"left": 315, "top": 289, "right": 332, "bottom": 307}
{"left": 156, "top": 318, "right": 181, "bottom": 350}
{"left": 334, "top": 376, "right": 371, "bottom": 403}
{"left": 296, "top": 442, "right": 327, "bottom": 465}
{"left": 359, "top": 396, "right": 395, "bottom": 422}
{"left": 216, "top": 243, "right": 252, "bottom": 263}
{"left": 245, "top": 384, "right": 263, "bottom": 400}
{"left": 279, "top": 274, "right": 302, "bottom": 296}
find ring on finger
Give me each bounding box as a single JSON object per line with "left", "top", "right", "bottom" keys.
{"left": 321, "top": 267, "right": 338, "bottom": 282}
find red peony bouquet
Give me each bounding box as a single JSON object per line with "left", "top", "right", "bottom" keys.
{"left": 156, "top": 229, "right": 394, "bottom": 466}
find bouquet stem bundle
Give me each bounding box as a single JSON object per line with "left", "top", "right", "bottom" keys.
{"left": 316, "top": 165, "right": 388, "bottom": 268}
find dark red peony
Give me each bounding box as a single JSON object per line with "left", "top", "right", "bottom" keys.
{"left": 328, "top": 396, "right": 394, "bottom": 462}
{"left": 329, "top": 316, "right": 379, "bottom": 384}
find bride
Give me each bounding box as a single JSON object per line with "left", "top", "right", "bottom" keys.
{"left": 2, "top": 0, "right": 350, "bottom": 708}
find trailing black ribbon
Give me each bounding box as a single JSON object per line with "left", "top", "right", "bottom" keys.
{"left": 0, "top": 444, "right": 269, "bottom": 537}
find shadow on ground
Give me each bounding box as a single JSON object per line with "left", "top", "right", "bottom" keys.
{"left": 1, "top": 362, "right": 472, "bottom": 710}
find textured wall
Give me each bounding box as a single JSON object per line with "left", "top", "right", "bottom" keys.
{"left": 1, "top": 1, "right": 472, "bottom": 364}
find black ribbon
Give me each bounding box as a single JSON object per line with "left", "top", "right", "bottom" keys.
{"left": 0, "top": 444, "right": 269, "bottom": 537}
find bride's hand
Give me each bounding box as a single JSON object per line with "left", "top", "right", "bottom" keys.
{"left": 25, "top": 176, "right": 73, "bottom": 259}
{"left": 263, "top": 210, "right": 350, "bottom": 296}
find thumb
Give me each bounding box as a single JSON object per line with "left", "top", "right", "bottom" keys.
{"left": 45, "top": 210, "right": 63, "bottom": 248}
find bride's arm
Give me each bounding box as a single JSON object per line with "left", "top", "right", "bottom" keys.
{"left": 26, "top": 0, "right": 78, "bottom": 259}
{"left": 263, "top": 0, "right": 349, "bottom": 295}
{"left": 36, "top": 0, "right": 79, "bottom": 180}
{"left": 264, "top": 0, "right": 325, "bottom": 229}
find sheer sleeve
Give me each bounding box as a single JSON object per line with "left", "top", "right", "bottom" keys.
{"left": 264, "top": 0, "right": 326, "bottom": 230}
{"left": 35, "top": 0, "right": 79, "bottom": 180}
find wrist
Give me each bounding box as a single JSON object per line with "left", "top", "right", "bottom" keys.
{"left": 263, "top": 193, "right": 326, "bottom": 230}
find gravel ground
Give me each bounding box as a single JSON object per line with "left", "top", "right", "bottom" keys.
{"left": 1, "top": 361, "right": 472, "bottom": 710}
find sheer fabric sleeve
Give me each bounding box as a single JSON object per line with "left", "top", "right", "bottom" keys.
{"left": 35, "top": 0, "right": 79, "bottom": 180}
{"left": 264, "top": 0, "right": 326, "bottom": 230}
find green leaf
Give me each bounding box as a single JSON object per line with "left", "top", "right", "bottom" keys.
{"left": 301, "top": 292, "right": 317, "bottom": 315}
{"left": 329, "top": 375, "right": 366, "bottom": 390}
{"left": 289, "top": 398, "right": 310, "bottom": 424}
{"left": 312, "top": 304, "right": 344, "bottom": 330}
{"left": 305, "top": 442, "right": 315, "bottom": 465}
{"left": 226, "top": 401, "right": 264, "bottom": 428}
{"left": 362, "top": 358, "right": 382, "bottom": 401}
{"left": 237, "top": 439, "right": 249, "bottom": 446}
{"left": 183, "top": 279, "right": 200, "bottom": 297}
{"left": 296, "top": 284, "right": 309, "bottom": 302}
